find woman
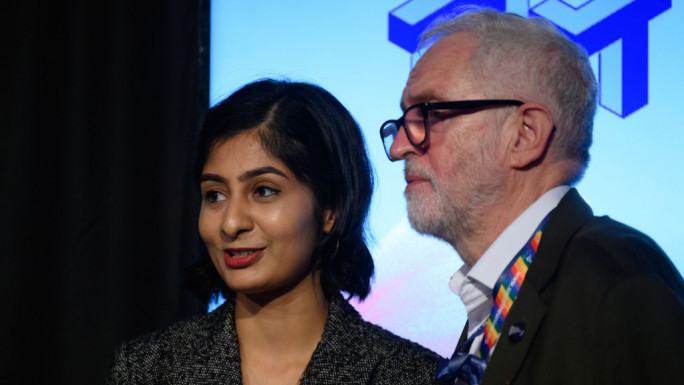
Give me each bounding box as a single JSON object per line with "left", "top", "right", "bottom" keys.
{"left": 106, "top": 79, "right": 441, "bottom": 384}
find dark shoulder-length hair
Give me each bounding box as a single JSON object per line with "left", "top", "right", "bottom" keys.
{"left": 185, "top": 78, "right": 375, "bottom": 307}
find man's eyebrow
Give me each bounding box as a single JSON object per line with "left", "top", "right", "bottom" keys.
{"left": 401, "top": 94, "right": 431, "bottom": 111}
{"left": 238, "top": 166, "right": 288, "bottom": 182}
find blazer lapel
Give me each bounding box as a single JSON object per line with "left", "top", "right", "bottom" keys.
{"left": 525, "top": 189, "right": 593, "bottom": 291}
{"left": 442, "top": 322, "right": 469, "bottom": 358}
{"left": 303, "top": 295, "right": 377, "bottom": 384}
{"left": 190, "top": 298, "right": 243, "bottom": 382}
{"left": 458, "top": 322, "right": 469, "bottom": 346}
{"left": 479, "top": 189, "right": 593, "bottom": 385}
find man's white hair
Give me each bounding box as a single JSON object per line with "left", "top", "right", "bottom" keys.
{"left": 420, "top": 6, "right": 598, "bottom": 184}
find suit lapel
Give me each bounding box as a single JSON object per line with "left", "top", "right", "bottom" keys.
{"left": 479, "top": 189, "right": 593, "bottom": 385}
{"left": 524, "top": 189, "right": 593, "bottom": 292}
{"left": 458, "top": 322, "right": 469, "bottom": 346}
{"left": 479, "top": 278, "right": 547, "bottom": 384}
{"left": 444, "top": 322, "right": 469, "bottom": 358}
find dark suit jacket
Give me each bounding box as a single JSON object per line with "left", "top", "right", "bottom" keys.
{"left": 476, "top": 189, "right": 684, "bottom": 385}
{"left": 106, "top": 292, "right": 441, "bottom": 384}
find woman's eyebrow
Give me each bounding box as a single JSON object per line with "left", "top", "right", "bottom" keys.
{"left": 199, "top": 174, "right": 226, "bottom": 184}
{"left": 238, "top": 166, "right": 288, "bottom": 182}
{"left": 200, "top": 166, "right": 288, "bottom": 185}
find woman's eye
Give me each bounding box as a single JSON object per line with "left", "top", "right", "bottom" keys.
{"left": 204, "top": 190, "right": 226, "bottom": 203}
{"left": 255, "top": 186, "right": 280, "bottom": 198}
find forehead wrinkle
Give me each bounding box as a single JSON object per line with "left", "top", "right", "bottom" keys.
{"left": 403, "top": 83, "right": 442, "bottom": 110}
{"left": 404, "top": 32, "right": 481, "bottom": 108}
{"left": 402, "top": 61, "right": 450, "bottom": 107}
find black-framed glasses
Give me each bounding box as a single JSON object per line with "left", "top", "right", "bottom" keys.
{"left": 379, "top": 99, "right": 524, "bottom": 160}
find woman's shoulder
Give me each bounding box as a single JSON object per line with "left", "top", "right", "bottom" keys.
{"left": 330, "top": 294, "right": 438, "bottom": 355}
{"left": 313, "top": 294, "right": 441, "bottom": 384}
{"left": 106, "top": 301, "right": 239, "bottom": 384}
{"left": 125, "top": 301, "right": 233, "bottom": 352}
{"left": 357, "top": 317, "right": 441, "bottom": 360}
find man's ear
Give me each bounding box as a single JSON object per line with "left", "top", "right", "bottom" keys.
{"left": 508, "top": 102, "right": 555, "bottom": 169}
{"left": 322, "top": 208, "right": 336, "bottom": 234}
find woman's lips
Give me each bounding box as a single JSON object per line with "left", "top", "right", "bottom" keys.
{"left": 223, "top": 248, "right": 264, "bottom": 269}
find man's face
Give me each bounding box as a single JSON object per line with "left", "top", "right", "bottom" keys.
{"left": 389, "top": 32, "right": 509, "bottom": 252}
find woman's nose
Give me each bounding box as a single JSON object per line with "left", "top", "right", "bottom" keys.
{"left": 220, "top": 198, "right": 253, "bottom": 239}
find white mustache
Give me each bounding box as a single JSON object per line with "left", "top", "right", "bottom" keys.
{"left": 404, "top": 161, "right": 433, "bottom": 181}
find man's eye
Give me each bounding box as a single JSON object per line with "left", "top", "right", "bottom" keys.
{"left": 430, "top": 109, "right": 463, "bottom": 121}
{"left": 255, "top": 186, "right": 280, "bottom": 198}
{"left": 429, "top": 109, "right": 447, "bottom": 119}
{"left": 204, "top": 190, "right": 226, "bottom": 203}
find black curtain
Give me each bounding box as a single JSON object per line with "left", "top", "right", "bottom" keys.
{"left": 2, "top": 1, "right": 209, "bottom": 383}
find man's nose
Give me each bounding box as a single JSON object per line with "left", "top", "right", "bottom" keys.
{"left": 389, "top": 125, "right": 420, "bottom": 161}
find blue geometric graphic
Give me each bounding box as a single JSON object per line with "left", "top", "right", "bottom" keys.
{"left": 531, "top": 0, "right": 671, "bottom": 117}
{"left": 388, "top": 0, "right": 672, "bottom": 118}
{"left": 389, "top": 0, "right": 507, "bottom": 54}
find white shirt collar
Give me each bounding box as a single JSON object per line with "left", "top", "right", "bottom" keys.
{"left": 449, "top": 186, "right": 570, "bottom": 332}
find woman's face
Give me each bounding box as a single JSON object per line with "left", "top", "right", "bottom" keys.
{"left": 198, "top": 131, "right": 334, "bottom": 298}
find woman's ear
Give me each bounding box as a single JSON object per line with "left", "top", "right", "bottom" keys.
{"left": 322, "top": 208, "right": 336, "bottom": 234}
{"left": 508, "top": 102, "right": 555, "bottom": 168}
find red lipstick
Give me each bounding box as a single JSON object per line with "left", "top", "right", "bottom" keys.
{"left": 223, "top": 248, "right": 264, "bottom": 269}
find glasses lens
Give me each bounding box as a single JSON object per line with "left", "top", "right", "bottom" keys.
{"left": 381, "top": 121, "right": 398, "bottom": 158}
{"left": 405, "top": 105, "right": 426, "bottom": 144}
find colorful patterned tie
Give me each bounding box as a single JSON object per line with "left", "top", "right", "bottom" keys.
{"left": 478, "top": 212, "right": 550, "bottom": 360}
{"left": 435, "top": 212, "right": 552, "bottom": 385}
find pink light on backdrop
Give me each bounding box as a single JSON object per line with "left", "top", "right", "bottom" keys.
{"left": 351, "top": 219, "right": 465, "bottom": 357}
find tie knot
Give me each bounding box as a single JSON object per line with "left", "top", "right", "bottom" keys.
{"left": 435, "top": 354, "right": 487, "bottom": 385}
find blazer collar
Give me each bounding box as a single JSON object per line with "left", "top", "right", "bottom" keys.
{"left": 182, "top": 295, "right": 242, "bottom": 382}
{"left": 526, "top": 188, "right": 593, "bottom": 292}
{"left": 479, "top": 188, "right": 593, "bottom": 385}
{"left": 197, "top": 292, "right": 377, "bottom": 383}
{"left": 302, "top": 293, "right": 380, "bottom": 383}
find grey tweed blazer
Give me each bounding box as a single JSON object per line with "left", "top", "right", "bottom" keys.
{"left": 106, "top": 293, "right": 441, "bottom": 384}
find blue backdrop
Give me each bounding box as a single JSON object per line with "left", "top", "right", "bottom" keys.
{"left": 210, "top": 0, "right": 682, "bottom": 357}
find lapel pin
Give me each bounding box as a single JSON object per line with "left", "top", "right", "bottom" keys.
{"left": 508, "top": 322, "right": 526, "bottom": 344}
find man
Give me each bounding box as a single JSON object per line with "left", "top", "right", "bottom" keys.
{"left": 379, "top": 7, "right": 684, "bottom": 385}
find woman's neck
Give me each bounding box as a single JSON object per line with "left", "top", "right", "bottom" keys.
{"left": 234, "top": 273, "right": 328, "bottom": 385}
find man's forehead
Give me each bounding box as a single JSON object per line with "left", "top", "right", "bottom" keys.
{"left": 401, "top": 67, "right": 423, "bottom": 106}
{"left": 401, "top": 72, "right": 438, "bottom": 109}
{"left": 401, "top": 33, "right": 477, "bottom": 107}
